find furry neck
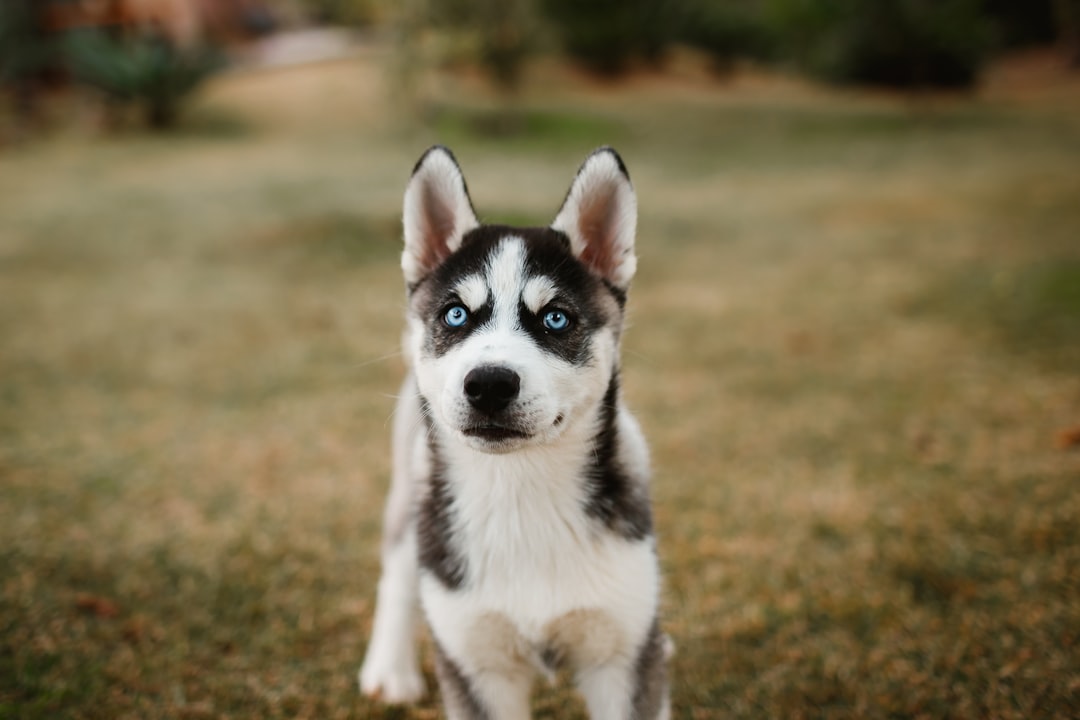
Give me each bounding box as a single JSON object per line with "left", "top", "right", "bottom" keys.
{"left": 417, "top": 371, "right": 650, "bottom": 590}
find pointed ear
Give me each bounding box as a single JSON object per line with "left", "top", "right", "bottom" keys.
{"left": 551, "top": 147, "right": 637, "bottom": 289}
{"left": 402, "top": 146, "right": 480, "bottom": 286}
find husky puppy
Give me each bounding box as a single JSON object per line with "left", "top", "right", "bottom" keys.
{"left": 359, "top": 146, "right": 669, "bottom": 719}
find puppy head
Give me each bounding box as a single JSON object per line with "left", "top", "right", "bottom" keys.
{"left": 402, "top": 146, "right": 637, "bottom": 453}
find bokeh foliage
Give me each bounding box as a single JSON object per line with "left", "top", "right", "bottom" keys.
{"left": 764, "top": 0, "right": 992, "bottom": 88}
{"left": 536, "top": 0, "right": 1070, "bottom": 86}
{"left": 64, "top": 30, "right": 223, "bottom": 129}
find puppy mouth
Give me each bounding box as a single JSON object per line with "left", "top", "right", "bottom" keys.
{"left": 463, "top": 424, "right": 532, "bottom": 442}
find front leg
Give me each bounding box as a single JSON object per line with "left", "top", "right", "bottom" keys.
{"left": 425, "top": 607, "right": 541, "bottom": 720}
{"left": 359, "top": 377, "right": 427, "bottom": 702}
{"left": 433, "top": 641, "right": 532, "bottom": 720}
{"left": 358, "top": 525, "right": 425, "bottom": 702}
{"left": 578, "top": 621, "right": 670, "bottom": 720}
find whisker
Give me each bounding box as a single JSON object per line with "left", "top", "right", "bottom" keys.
{"left": 349, "top": 350, "right": 404, "bottom": 371}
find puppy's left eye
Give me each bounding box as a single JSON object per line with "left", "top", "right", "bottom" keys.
{"left": 542, "top": 309, "right": 571, "bottom": 332}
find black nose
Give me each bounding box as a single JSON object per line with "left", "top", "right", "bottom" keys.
{"left": 464, "top": 366, "right": 520, "bottom": 415}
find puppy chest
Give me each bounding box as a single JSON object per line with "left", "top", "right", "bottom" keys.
{"left": 420, "top": 537, "right": 661, "bottom": 674}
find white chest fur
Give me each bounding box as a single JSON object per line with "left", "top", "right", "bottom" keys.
{"left": 420, "top": 443, "right": 660, "bottom": 680}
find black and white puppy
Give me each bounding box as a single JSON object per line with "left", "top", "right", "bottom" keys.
{"left": 360, "top": 146, "right": 669, "bottom": 719}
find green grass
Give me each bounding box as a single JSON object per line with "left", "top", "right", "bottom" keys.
{"left": 1, "top": 54, "right": 1079, "bottom": 719}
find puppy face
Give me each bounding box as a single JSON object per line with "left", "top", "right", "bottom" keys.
{"left": 401, "top": 147, "right": 637, "bottom": 454}
{"left": 407, "top": 227, "right": 623, "bottom": 452}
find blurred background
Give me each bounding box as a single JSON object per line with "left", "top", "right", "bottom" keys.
{"left": 2, "top": 2, "right": 1079, "bottom": 718}
{"left": 2, "top": 0, "right": 1079, "bottom": 135}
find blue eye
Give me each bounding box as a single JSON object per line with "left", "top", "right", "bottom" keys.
{"left": 444, "top": 305, "right": 469, "bottom": 328}
{"left": 542, "top": 309, "right": 571, "bottom": 332}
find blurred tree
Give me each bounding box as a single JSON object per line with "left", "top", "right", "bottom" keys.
{"left": 64, "top": 28, "right": 223, "bottom": 129}
{"left": 426, "top": 0, "right": 536, "bottom": 93}
{"left": 538, "top": 0, "right": 674, "bottom": 75}
{"left": 765, "top": 0, "right": 992, "bottom": 88}
{"left": 382, "top": 0, "right": 541, "bottom": 135}
{"left": 982, "top": 0, "right": 1057, "bottom": 49}
{"left": 1056, "top": 0, "right": 1080, "bottom": 66}
{"left": 675, "top": 0, "right": 775, "bottom": 74}
{"left": 386, "top": 0, "right": 537, "bottom": 117}
{"left": 291, "top": 0, "right": 384, "bottom": 26}
{"left": 0, "top": 0, "right": 57, "bottom": 122}
{"left": 387, "top": 0, "right": 1072, "bottom": 100}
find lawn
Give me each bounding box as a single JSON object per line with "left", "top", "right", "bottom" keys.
{"left": 1, "top": 51, "right": 1078, "bottom": 719}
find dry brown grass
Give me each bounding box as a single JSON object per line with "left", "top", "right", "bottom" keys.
{"left": 2, "top": 51, "right": 1079, "bottom": 719}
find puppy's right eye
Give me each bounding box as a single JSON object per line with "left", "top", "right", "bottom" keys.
{"left": 444, "top": 305, "right": 469, "bottom": 328}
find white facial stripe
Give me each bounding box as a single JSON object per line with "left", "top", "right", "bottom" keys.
{"left": 485, "top": 238, "right": 526, "bottom": 326}
{"left": 453, "top": 274, "right": 489, "bottom": 310}
{"left": 522, "top": 276, "right": 558, "bottom": 314}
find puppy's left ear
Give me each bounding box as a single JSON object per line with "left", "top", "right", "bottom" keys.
{"left": 551, "top": 147, "right": 637, "bottom": 289}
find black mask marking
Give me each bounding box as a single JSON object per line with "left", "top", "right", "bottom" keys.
{"left": 409, "top": 225, "right": 622, "bottom": 365}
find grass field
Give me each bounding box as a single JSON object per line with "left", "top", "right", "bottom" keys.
{"left": 2, "top": 50, "right": 1079, "bottom": 719}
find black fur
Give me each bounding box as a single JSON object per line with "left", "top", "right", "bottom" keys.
{"left": 410, "top": 227, "right": 498, "bottom": 356}
{"left": 540, "top": 645, "right": 563, "bottom": 673}
{"left": 411, "top": 225, "right": 622, "bottom": 365}
{"left": 519, "top": 227, "right": 620, "bottom": 365}
{"left": 425, "top": 300, "right": 495, "bottom": 359}
{"left": 582, "top": 373, "right": 654, "bottom": 540}
{"left": 416, "top": 397, "right": 469, "bottom": 590}
{"left": 631, "top": 619, "right": 668, "bottom": 720}
{"left": 433, "top": 640, "right": 489, "bottom": 720}
{"left": 602, "top": 279, "right": 628, "bottom": 309}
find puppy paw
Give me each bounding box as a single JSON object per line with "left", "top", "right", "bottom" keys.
{"left": 358, "top": 658, "right": 426, "bottom": 703}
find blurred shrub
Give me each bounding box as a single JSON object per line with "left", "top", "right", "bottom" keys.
{"left": 539, "top": 0, "right": 999, "bottom": 87}
{"left": 538, "top": 0, "right": 675, "bottom": 75}
{"left": 397, "top": 0, "right": 1064, "bottom": 90}
{"left": 0, "top": 0, "right": 56, "bottom": 98}
{"left": 390, "top": 0, "right": 536, "bottom": 97}
{"left": 298, "top": 0, "right": 384, "bottom": 26}
{"left": 64, "top": 30, "right": 223, "bottom": 129}
{"left": 676, "top": 0, "right": 776, "bottom": 72}
{"left": 983, "top": 0, "right": 1058, "bottom": 48}
{"left": 1058, "top": 0, "right": 1080, "bottom": 66}
{"left": 434, "top": 0, "right": 536, "bottom": 91}
{"left": 765, "top": 0, "right": 992, "bottom": 88}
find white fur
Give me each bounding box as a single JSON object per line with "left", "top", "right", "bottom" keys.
{"left": 422, "top": 421, "right": 658, "bottom": 718}
{"left": 486, "top": 236, "right": 527, "bottom": 312}
{"left": 453, "top": 274, "right": 490, "bottom": 311}
{"left": 358, "top": 378, "right": 427, "bottom": 702}
{"left": 358, "top": 527, "right": 426, "bottom": 702}
{"left": 521, "top": 276, "right": 559, "bottom": 314}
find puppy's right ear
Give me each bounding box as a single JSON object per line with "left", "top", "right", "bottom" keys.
{"left": 402, "top": 146, "right": 479, "bottom": 286}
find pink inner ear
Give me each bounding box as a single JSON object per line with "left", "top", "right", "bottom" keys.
{"left": 576, "top": 182, "right": 619, "bottom": 280}
{"left": 419, "top": 180, "right": 456, "bottom": 271}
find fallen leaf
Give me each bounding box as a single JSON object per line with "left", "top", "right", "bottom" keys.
{"left": 1054, "top": 425, "right": 1080, "bottom": 450}
{"left": 75, "top": 593, "right": 119, "bottom": 618}
{"left": 123, "top": 615, "right": 150, "bottom": 642}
